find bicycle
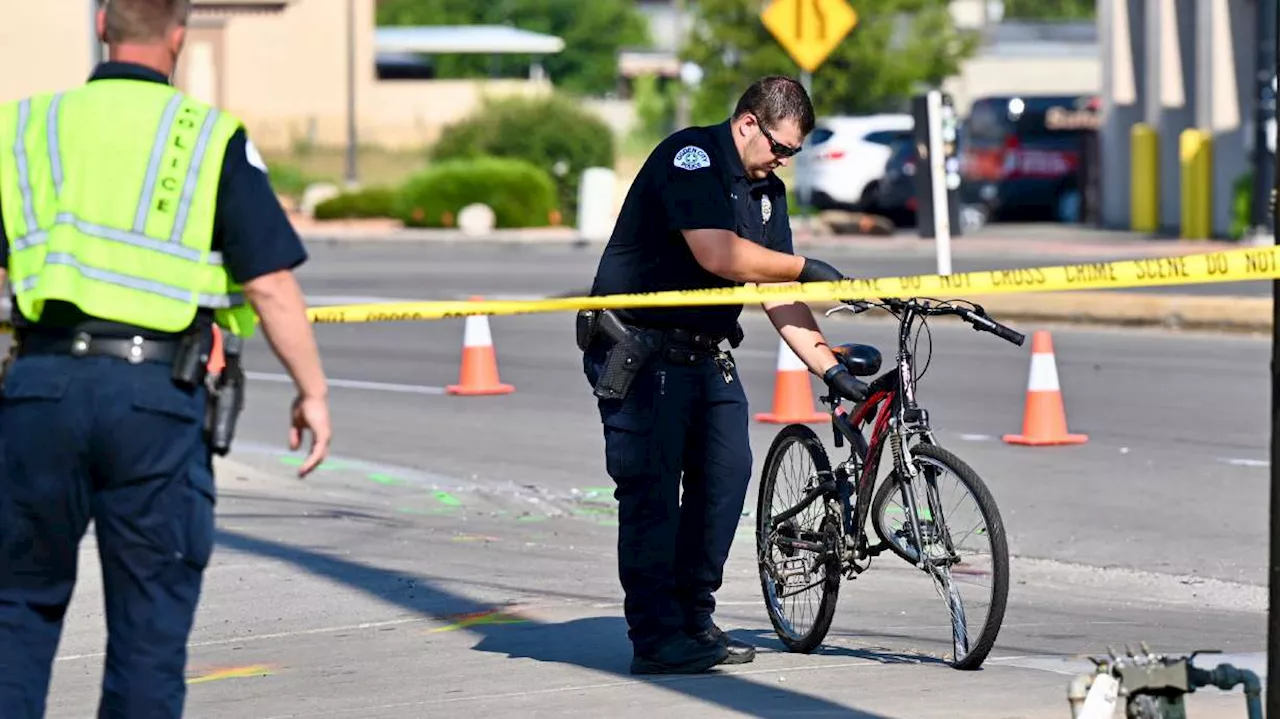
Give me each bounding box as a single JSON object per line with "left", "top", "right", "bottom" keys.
{"left": 755, "top": 295, "right": 1024, "bottom": 670}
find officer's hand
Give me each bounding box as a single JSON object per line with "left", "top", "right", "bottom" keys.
{"left": 823, "top": 364, "right": 868, "bottom": 402}
{"left": 290, "top": 393, "right": 332, "bottom": 478}
{"left": 796, "top": 256, "right": 846, "bottom": 284}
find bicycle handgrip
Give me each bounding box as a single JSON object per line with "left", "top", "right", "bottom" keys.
{"left": 991, "top": 322, "right": 1025, "bottom": 346}
{"left": 962, "top": 309, "right": 1024, "bottom": 346}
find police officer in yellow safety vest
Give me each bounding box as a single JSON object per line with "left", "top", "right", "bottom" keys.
{"left": 0, "top": 1, "right": 332, "bottom": 716}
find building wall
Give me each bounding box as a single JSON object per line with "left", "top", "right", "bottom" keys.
{"left": 944, "top": 55, "right": 1100, "bottom": 115}
{"left": 0, "top": 0, "right": 553, "bottom": 154}
{"left": 0, "top": 1, "right": 96, "bottom": 101}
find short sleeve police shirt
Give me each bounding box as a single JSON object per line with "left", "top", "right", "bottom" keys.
{"left": 0, "top": 61, "right": 308, "bottom": 336}
{"left": 589, "top": 120, "right": 793, "bottom": 336}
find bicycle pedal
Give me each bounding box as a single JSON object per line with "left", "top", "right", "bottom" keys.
{"left": 864, "top": 541, "right": 889, "bottom": 557}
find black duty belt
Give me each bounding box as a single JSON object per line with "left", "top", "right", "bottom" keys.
{"left": 661, "top": 327, "right": 725, "bottom": 350}
{"left": 18, "top": 331, "right": 184, "bottom": 365}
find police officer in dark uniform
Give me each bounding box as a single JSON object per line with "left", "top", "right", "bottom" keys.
{"left": 0, "top": 1, "right": 331, "bottom": 716}
{"left": 578, "top": 76, "right": 867, "bottom": 675}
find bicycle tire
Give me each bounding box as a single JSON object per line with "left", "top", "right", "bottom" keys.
{"left": 869, "top": 442, "right": 1009, "bottom": 670}
{"left": 756, "top": 423, "right": 842, "bottom": 654}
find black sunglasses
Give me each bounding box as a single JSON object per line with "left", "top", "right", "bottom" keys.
{"left": 757, "top": 121, "right": 802, "bottom": 158}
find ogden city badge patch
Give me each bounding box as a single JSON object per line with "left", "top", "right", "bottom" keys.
{"left": 673, "top": 145, "right": 711, "bottom": 171}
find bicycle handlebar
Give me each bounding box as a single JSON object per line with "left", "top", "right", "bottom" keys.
{"left": 835, "top": 297, "right": 1025, "bottom": 347}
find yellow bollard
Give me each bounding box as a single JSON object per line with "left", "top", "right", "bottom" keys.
{"left": 1130, "top": 123, "right": 1158, "bottom": 232}
{"left": 1179, "top": 129, "right": 1213, "bottom": 239}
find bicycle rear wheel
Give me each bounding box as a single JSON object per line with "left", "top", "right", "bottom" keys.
{"left": 870, "top": 442, "right": 1009, "bottom": 670}
{"left": 756, "top": 424, "right": 842, "bottom": 654}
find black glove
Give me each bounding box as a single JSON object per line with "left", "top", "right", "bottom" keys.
{"left": 796, "top": 257, "right": 845, "bottom": 283}
{"left": 823, "top": 364, "right": 868, "bottom": 402}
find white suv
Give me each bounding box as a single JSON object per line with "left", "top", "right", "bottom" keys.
{"left": 798, "top": 114, "right": 915, "bottom": 211}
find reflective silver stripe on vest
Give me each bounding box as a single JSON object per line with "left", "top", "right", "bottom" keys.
{"left": 134, "top": 93, "right": 184, "bottom": 234}
{"left": 14, "top": 98, "right": 37, "bottom": 236}
{"left": 171, "top": 108, "right": 220, "bottom": 243}
{"left": 25, "top": 253, "right": 243, "bottom": 309}
{"left": 12, "top": 213, "right": 224, "bottom": 265}
{"left": 46, "top": 93, "right": 64, "bottom": 196}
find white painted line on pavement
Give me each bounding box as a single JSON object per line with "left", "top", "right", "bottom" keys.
{"left": 55, "top": 617, "right": 428, "bottom": 662}
{"left": 246, "top": 371, "right": 446, "bottom": 395}
{"left": 1221, "top": 457, "right": 1269, "bottom": 468}
{"left": 258, "top": 658, "right": 899, "bottom": 717}
{"left": 958, "top": 433, "right": 991, "bottom": 441}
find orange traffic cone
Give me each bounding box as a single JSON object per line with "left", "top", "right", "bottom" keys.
{"left": 755, "top": 337, "right": 829, "bottom": 424}
{"left": 447, "top": 297, "right": 514, "bottom": 396}
{"left": 1002, "top": 330, "right": 1087, "bottom": 446}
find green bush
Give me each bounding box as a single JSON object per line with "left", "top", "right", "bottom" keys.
{"left": 1230, "top": 171, "right": 1253, "bottom": 240}
{"left": 394, "top": 156, "right": 558, "bottom": 229}
{"left": 265, "top": 162, "right": 314, "bottom": 201}
{"left": 428, "top": 92, "right": 615, "bottom": 224}
{"left": 313, "top": 186, "right": 398, "bottom": 220}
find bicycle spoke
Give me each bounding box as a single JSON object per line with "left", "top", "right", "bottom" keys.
{"left": 760, "top": 435, "right": 836, "bottom": 645}
{"left": 871, "top": 448, "right": 1005, "bottom": 668}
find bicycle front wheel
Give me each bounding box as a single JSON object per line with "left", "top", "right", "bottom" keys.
{"left": 870, "top": 442, "right": 1009, "bottom": 670}
{"left": 756, "top": 424, "right": 842, "bottom": 654}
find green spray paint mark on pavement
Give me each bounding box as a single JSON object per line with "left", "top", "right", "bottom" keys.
{"left": 433, "top": 491, "right": 462, "bottom": 507}
{"left": 517, "top": 514, "right": 548, "bottom": 523}
{"left": 278, "top": 456, "right": 343, "bottom": 472}
{"left": 368, "top": 473, "right": 403, "bottom": 486}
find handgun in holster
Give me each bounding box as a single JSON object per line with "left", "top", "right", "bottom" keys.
{"left": 204, "top": 333, "right": 245, "bottom": 456}
{"left": 584, "top": 309, "right": 657, "bottom": 401}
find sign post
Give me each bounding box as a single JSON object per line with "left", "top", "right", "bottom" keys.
{"left": 761, "top": 0, "right": 858, "bottom": 229}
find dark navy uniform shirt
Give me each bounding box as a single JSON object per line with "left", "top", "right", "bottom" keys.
{"left": 0, "top": 61, "right": 308, "bottom": 339}
{"left": 589, "top": 119, "right": 793, "bottom": 337}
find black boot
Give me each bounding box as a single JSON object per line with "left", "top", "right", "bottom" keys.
{"left": 689, "top": 624, "right": 756, "bottom": 664}
{"left": 630, "top": 632, "right": 730, "bottom": 675}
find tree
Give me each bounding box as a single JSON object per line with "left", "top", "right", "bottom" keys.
{"left": 375, "top": 0, "right": 650, "bottom": 96}
{"left": 681, "top": 0, "right": 981, "bottom": 123}
{"left": 1000, "top": 0, "right": 1096, "bottom": 21}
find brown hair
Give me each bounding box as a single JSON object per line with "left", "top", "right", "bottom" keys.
{"left": 732, "top": 75, "right": 815, "bottom": 136}
{"left": 102, "top": 0, "right": 191, "bottom": 44}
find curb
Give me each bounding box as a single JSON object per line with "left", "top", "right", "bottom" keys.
{"left": 751, "top": 291, "right": 1273, "bottom": 334}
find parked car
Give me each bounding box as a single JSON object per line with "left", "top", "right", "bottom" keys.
{"left": 800, "top": 114, "right": 915, "bottom": 211}
{"left": 958, "top": 94, "right": 1100, "bottom": 223}
{"left": 872, "top": 133, "right": 920, "bottom": 226}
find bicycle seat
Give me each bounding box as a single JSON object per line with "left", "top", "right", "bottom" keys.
{"left": 831, "top": 343, "right": 882, "bottom": 377}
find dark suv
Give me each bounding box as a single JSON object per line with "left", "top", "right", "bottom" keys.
{"left": 958, "top": 94, "right": 1100, "bottom": 223}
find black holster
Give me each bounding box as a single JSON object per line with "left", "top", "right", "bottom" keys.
{"left": 172, "top": 329, "right": 211, "bottom": 388}
{"left": 578, "top": 308, "right": 658, "bottom": 401}
{"left": 204, "top": 333, "right": 245, "bottom": 456}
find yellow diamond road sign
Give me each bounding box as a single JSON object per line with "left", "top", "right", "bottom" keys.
{"left": 761, "top": 0, "right": 859, "bottom": 74}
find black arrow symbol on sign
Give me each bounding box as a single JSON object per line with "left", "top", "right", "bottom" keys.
{"left": 796, "top": 0, "right": 828, "bottom": 39}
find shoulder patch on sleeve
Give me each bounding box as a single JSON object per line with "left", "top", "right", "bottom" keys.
{"left": 245, "top": 138, "right": 268, "bottom": 173}
{"left": 673, "top": 145, "right": 711, "bottom": 171}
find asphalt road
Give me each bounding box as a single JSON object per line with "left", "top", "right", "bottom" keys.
{"left": 293, "top": 238, "right": 1275, "bottom": 300}
{"left": 32, "top": 242, "right": 1272, "bottom": 717}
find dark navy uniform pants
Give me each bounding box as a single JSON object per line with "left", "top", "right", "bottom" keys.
{"left": 584, "top": 341, "right": 752, "bottom": 655}
{"left": 0, "top": 354, "right": 215, "bottom": 719}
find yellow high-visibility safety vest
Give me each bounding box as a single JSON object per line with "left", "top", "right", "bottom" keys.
{"left": 0, "top": 79, "right": 257, "bottom": 337}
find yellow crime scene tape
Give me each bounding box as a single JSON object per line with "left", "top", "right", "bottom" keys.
{"left": 305, "top": 246, "right": 1280, "bottom": 325}
{"left": 0, "top": 246, "right": 1275, "bottom": 334}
